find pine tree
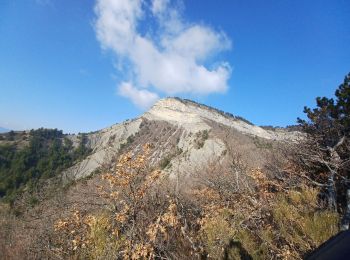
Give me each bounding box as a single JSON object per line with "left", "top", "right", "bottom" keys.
{"left": 297, "top": 72, "right": 350, "bottom": 229}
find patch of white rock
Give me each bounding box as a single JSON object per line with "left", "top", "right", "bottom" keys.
{"left": 143, "top": 98, "right": 300, "bottom": 141}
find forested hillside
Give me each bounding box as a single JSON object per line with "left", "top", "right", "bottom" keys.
{"left": 0, "top": 129, "right": 91, "bottom": 202}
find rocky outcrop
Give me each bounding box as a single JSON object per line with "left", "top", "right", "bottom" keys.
{"left": 144, "top": 98, "right": 300, "bottom": 140}
{"left": 63, "top": 97, "right": 301, "bottom": 180}
{"left": 63, "top": 118, "right": 142, "bottom": 180}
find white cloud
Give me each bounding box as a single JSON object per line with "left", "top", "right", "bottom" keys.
{"left": 151, "top": 0, "right": 169, "bottom": 16}
{"left": 94, "top": 0, "right": 232, "bottom": 109}
{"left": 163, "top": 25, "right": 231, "bottom": 61}
{"left": 118, "top": 81, "right": 159, "bottom": 109}
{"left": 94, "top": 0, "right": 143, "bottom": 55}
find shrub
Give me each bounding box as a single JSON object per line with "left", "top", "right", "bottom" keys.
{"left": 195, "top": 130, "right": 209, "bottom": 149}
{"left": 159, "top": 157, "right": 171, "bottom": 169}
{"left": 52, "top": 146, "right": 340, "bottom": 260}
{"left": 273, "top": 187, "right": 339, "bottom": 253}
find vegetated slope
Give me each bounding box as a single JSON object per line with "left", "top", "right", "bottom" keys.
{"left": 1, "top": 97, "right": 292, "bottom": 199}
{"left": 0, "top": 129, "right": 91, "bottom": 202}
{"left": 2, "top": 97, "right": 324, "bottom": 260}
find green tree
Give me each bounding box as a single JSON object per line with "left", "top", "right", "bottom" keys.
{"left": 297, "top": 72, "right": 350, "bottom": 229}
{"left": 0, "top": 129, "right": 92, "bottom": 201}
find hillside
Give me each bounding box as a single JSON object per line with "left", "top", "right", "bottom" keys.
{"left": 0, "top": 129, "right": 91, "bottom": 201}
{"left": 2, "top": 97, "right": 296, "bottom": 197}
{"left": 0, "top": 98, "right": 340, "bottom": 260}
{"left": 63, "top": 97, "right": 302, "bottom": 181}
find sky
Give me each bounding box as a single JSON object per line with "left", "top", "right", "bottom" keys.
{"left": 0, "top": 0, "right": 349, "bottom": 133}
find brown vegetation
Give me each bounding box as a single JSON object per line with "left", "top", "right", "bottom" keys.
{"left": 31, "top": 144, "right": 338, "bottom": 259}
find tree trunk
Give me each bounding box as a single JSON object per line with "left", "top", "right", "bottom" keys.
{"left": 340, "top": 189, "right": 350, "bottom": 231}
{"left": 327, "top": 169, "right": 337, "bottom": 210}
{"left": 327, "top": 144, "right": 342, "bottom": 211}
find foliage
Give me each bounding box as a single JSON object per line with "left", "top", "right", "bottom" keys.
{"left": 195, "top": 130, "right": 209, "bottom": 149}
{"left": 0, "top": 128, "right": 91, "bottom": 201}
{"left": 52, "top": 146, "right": 338, "bottom": 259}
{"left": 54, "top": 144, "right": 195, "bottom": 259}
{"left": 272, "top": 187, "right": 338, "bottom": 254}
{"left": 295, "top": 72, "right": 350, "bottom": 214}
{"left": 75, "top": 133, "right": 92, "bottom": 160}
{"left": 159, "top": 157, "right": 171, "bottom": 169}
{"left": 119, "top": 134, "right": 135, "bottom": 150}
{"left": 159, "top": 148, "right": 182, "bottom": 169}
{"left": 298, "top": 72, "right": 350, "bottom": 146}
{"left": 195, "top": 169, "right": 338, "bottom": 259}
{"left": 53, "top": 211, "right": 121, "bottom": 259}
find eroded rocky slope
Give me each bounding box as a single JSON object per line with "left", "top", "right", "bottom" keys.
{"left": 64, "top": 97, "right": 301, "bottom": 180}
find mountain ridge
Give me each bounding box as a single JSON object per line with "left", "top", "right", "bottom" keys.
{"left": 62, "top": 97, "right": 301, "bottom": 180}
{"left": 144, "top": 97, "right": 300, "bottom": 140}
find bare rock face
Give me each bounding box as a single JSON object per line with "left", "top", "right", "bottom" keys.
{"left": 63, "top": 119, "right": 142, "bottom": 180}
{"left": 144, "top": 98, "right": 210, "bottom": 132}
{"left": 63, "top": 97, "right": 301, "bottom": 180}
{"left": 145, "top": 98, "right": 300, "bottom": 140}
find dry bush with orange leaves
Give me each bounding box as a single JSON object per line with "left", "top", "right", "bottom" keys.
{"left": 53, "top": 144, "right": 204, "bottom": 259}
{"left": 189, "top": 159, "right": 338, "bottom": 259}
{"left": 53, "top": 144, "right": 339, "bottom": 260}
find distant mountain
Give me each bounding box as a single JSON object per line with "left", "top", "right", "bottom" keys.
{"left": 0, "top": 127, "right": 10, "bottom": 133}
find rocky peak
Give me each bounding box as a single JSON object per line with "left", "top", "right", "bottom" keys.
{"left": 143, "top": 97, "right": 300, "bottom": 141}
{"left": 64, "top": 97, "right": 301, "bottom": 180}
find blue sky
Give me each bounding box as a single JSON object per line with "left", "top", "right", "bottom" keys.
{"left": 0, "top": 0, "right": 349, "bottom": 133}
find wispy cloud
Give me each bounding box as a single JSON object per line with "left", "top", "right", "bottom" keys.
{"left": 94, "top": 0, "right": 232, "bottom": 109}
{"left": 118, "top": 82, "right": 159, "bottom": 109}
